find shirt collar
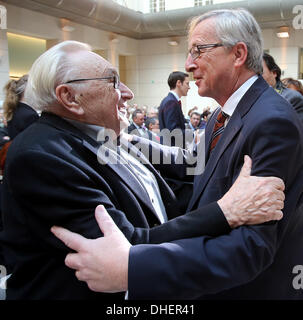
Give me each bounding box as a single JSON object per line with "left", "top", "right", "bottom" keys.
{"left": 132, "top": 122, "right": 143, "bottom": 129}
{"left": 222, "top": 75, "right": 258, "bottom": 118}
{"left": 64, "top": 118, "right": 119, "bottom": 147}
{"left": 189, "top": 122, "right": 196, "bottom": 131}
{"left": 170, "top": 90, "right": 180, "bottom": 102}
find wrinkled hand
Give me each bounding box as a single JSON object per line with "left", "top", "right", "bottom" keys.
{"left": 217, "top": 155, "right": 285, "bottom": 228}
{"left": 51, "top": 205, "right": 131, "bottom": 293}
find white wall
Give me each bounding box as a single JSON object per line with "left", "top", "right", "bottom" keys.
{"left": 0, "top": 29, "right": 9, "bottom": 101}
{"left": 262, "top": 28, "right": 303, "bottom": 80}
{"left": 133, "top": 36, "right": 188, "bottom": 109}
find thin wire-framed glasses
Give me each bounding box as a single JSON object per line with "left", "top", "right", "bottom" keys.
{"left": 65, "top": 74, "right": 120, "bottom": 89}
{"left": 189, "top": 43, "right": 223, "bottom": 60}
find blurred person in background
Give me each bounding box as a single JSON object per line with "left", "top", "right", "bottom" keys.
{"left": 0, "top": 75, "right": 39, "bottom": 174}
{"left": 158, "top": 71, "right": 190, "bottom": 147}
{"left": 145, "top": 116, "right": 160, "bottom": 134}
{"left": 146, "top": 107, "right": 158, "bottom": 119}
{"left": 262, "top": 53, "right": 303, "bottom": 123}
{"left": 199, "top": 109, "right": 212, "bottom": 129}
{"left": 3, "top": 75, "right": 39, "bottom": 140}
{"left": 127, "top": 109, "right": 149, "bottom": 139}
{"left": 282, "top": 77, "right": 303, "bottom": 96}
{"left": 185, "top": 111, "right": 202, "bottom": 149}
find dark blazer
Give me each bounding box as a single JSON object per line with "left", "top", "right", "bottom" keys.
{"left": 0, "top": 127, "right": 9, "bottom": 150}
{"left": 158, "top": 92, "right": 186, "bottom": 147}
{"left": 6, "top": 102, "right": 39, "bottom": 139}
{"left": 0, "top": 112, "right": 230, "bottom": 300}
{"left": 127, "top": 122, "right": 154, "bottom": 140}
{"left": 128, "top": 77, "right": 303, "bottom": 300}
{"left": 280, "top": 86, "right": 303, "bottom": 124}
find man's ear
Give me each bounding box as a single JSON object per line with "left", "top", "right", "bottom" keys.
{"left": 233, "top": 42, "right": 248, "bottom": 68}
{"left": 56, "top": 85, "right": 84, "bottom": 115}
{"left": 176, "top": 79, "right": 182, "bottom": 87}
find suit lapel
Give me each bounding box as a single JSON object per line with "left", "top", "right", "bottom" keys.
{"left": 187, "top": 76, "right": 269, "bottom": 211}
{"left": 123, "top": 141, "right": 177, "bottom": 199}
{"left": 120, "top": 140, "right": 179, "bottom": 214}
{"left": 188, "top": 113, "right": 243, "bottom": 211}
{"left": 83, "top": 139, "right": 160, "bottom": 219}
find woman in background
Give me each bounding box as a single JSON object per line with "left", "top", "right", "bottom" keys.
{"left": 3, "top": 74, "right": 38, "bottom": 139}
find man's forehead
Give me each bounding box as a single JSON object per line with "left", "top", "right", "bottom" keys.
{"left": 188, "top": 19, "right": 216, "bottom": 46}
{"left": 86, "top": 51, "right": 118, "bottom": 75}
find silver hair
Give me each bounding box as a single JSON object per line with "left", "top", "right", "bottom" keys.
{"left": 188, "top": 8, "right": 263, "bottom": 75}
{"left": 24, "top": 40, "right": 91, "bottom": 111}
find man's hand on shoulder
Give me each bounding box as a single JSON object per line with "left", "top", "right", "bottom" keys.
{"left": 218, "top": 155, "right": 285, "bottom": 228}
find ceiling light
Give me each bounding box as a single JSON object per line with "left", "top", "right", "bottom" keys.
{"left": 62, "top": 25, "right": 75, "bottom": 32}
{"left": 110, "top": 38, "right": 120, "bottom": 44}
{"left": 60, "top": 18, "right": 75, "bottom": 32}
{"left": 276, "top": 26, "right": 289, "bottom": 38}
{"left": 168, "top": 40, "right": 179, "bottom": 46}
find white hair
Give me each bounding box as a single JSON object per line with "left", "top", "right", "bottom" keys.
{"left": 188, "top": 8, "right": 263, "bottom": 75}
{"left": 25, "top": 40, "right": 91, "bottom": 111}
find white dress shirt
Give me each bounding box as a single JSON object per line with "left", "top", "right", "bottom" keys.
{"left": 221, "top": 75, "right": 258, "bottom": 125}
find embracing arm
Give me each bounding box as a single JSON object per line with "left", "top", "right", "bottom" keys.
{"left": 51, "top": 115, "right": 298, "bottom": 297}
{"left": 148, "top": 155, "right": 284, "bottom": 243}
{"left": 50, "top": 155, "right": 285, "bottom": 295}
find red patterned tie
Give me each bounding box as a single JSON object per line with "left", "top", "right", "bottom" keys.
{"left": 210, "top": 111, "right": 228, "bottom": 152}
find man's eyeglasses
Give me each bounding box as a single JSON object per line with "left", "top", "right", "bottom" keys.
{"left": 65, "top": 74, "right": 120, "bottom": 89}
{"left": 188, "top": 43, "right": 223, "bottom": 61}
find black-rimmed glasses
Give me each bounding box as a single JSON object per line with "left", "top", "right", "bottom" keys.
{"left": 65, "top": 74, "right": 120, "bottom": 89}
{"left": 188, "top": 43, "right": 223, "bottom": 60}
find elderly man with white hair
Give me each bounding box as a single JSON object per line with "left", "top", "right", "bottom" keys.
{"left": 0, "top": 40, "right": 285, "bottom": 300}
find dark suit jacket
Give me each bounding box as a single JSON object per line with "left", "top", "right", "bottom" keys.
{"left": 0, "top": 112, "right": 230, "bottom": 299}
{"left": 128, "top": 77, "right": 303, "bottom": 300}
{"left": 158, "top": 92, "right": 186, "bottom": 147}
{"left": 127, "top": 122, "right": 154, "bottom": 140}
{"left": 280, "top": 86, "right": 303, "bottom": 124}
{"left": 0, "top": 127, "right": 9, "bottom": 148}
{"left": 6, "top": 102, "right": 39, "bottom": 139}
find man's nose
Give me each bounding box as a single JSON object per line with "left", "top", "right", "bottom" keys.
{"left": 185, "top": 54, "right": 196, "bottom": 72}
{"left": 119, "top": 82, "right": 134, "bottom": 100}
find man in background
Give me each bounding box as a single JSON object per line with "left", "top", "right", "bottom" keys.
{"left": 262, "top": 52, "right": 303, "bottom": 123}
{"left": 127, "top": 109, "right": 149, "bottom": 139}
{"left": 185, "top": 111, "right": 201, "bottom": 148}
{"left": 158, "top": 71, "right": 190, "bottom": 147}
